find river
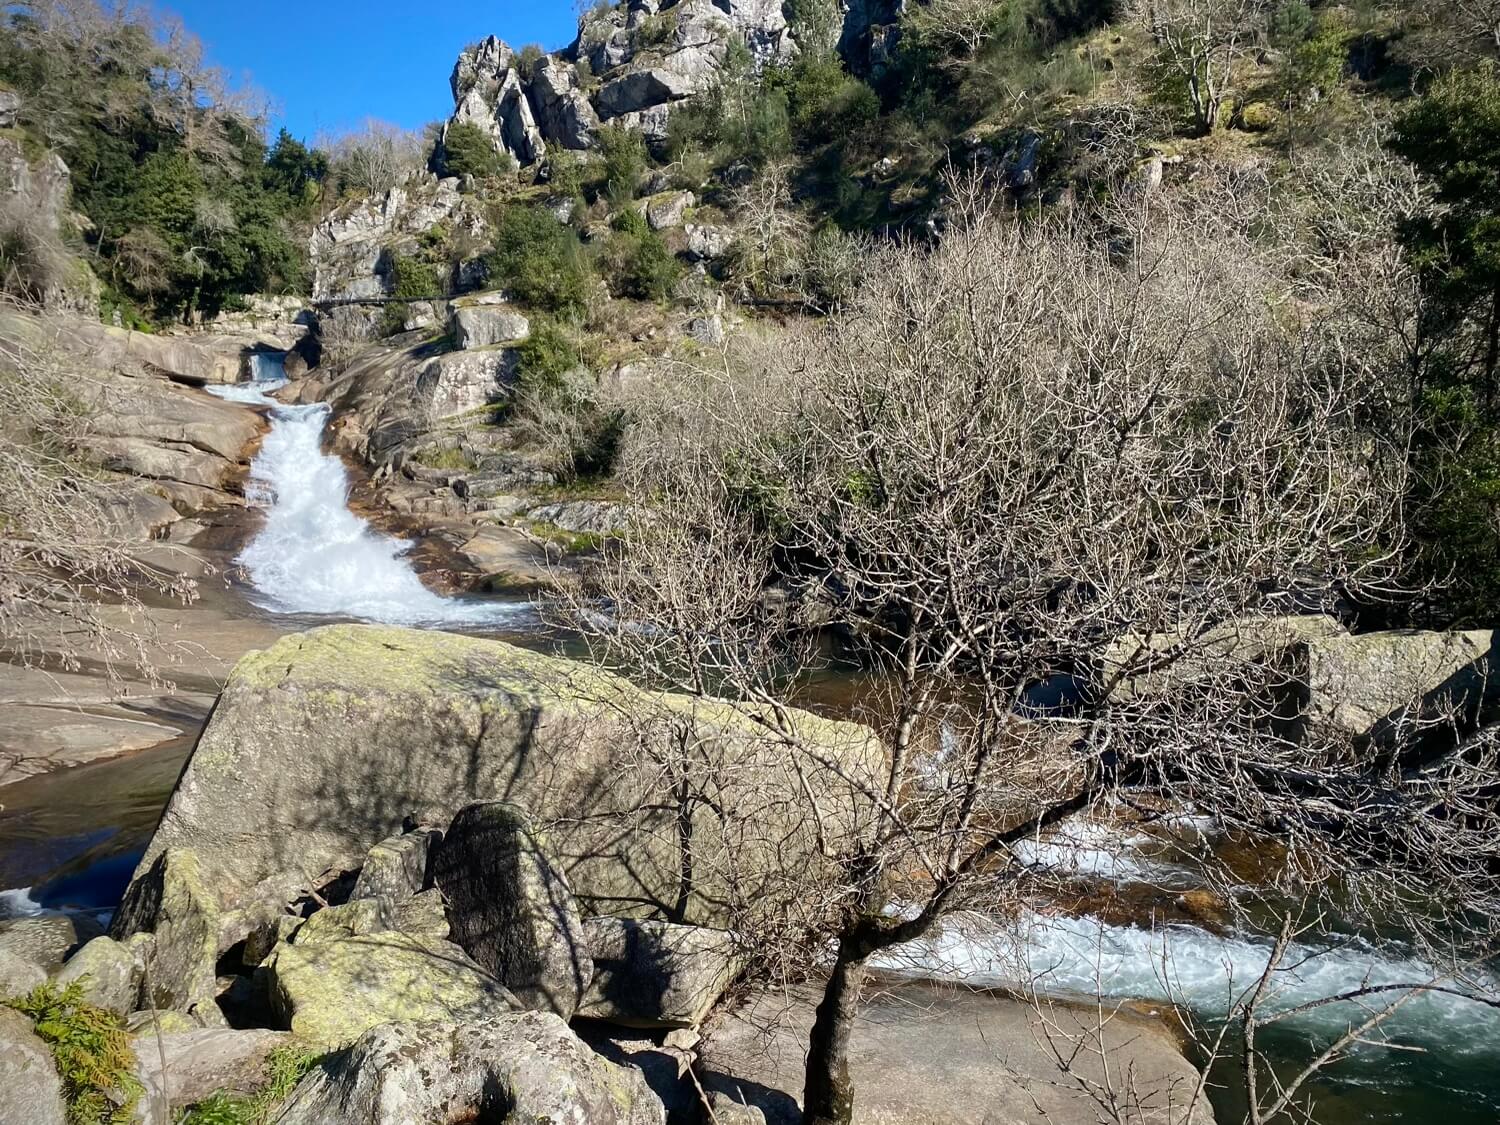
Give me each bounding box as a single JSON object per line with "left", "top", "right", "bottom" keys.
{"left": 1, "top": 361, "right": 1496, "bottom": 1123}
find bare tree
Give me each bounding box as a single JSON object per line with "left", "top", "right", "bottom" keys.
{"left": 563, "top": 175, "right": 1500, "bottom": 1123}
{"left": 321, "top": 119, "right": 430, "bottom": 199}
{"left": 1145, "top": 0, "right": 1269, "bottom": 132}
{"left": 902, "top": 0, "right": 1008, "bottom": 60}
{"left": 0, "top": 303, "right": 196, "bottom": 684}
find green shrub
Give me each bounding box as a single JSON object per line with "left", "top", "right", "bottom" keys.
{"left": 598, "top": 210, "right": 681, "bottom": 301}
{"left": 517, "top": 43, "right": 546, "bottom": 79}
{"left": 485, "top": 205, "right": 593, "bottom": 316}
{"left": 6, "top": 982, "right": 142, "bottom": 1125}
{"left": 546, "top": 150, "right": 586, "bottom": 204}
{"left": 597, "top": 124, "right": 647, "bottom": 206}
{"left": 515, "top": 318, "right": 585, "bottom": 397}
{"left": 380, "top": 254, "right": 441, "bottom": 336}
{"left": 784, "top": 56, "right": 880, "bottom": 146}
{"left": 440, "top": 122, "right": 509, "bottom": 180}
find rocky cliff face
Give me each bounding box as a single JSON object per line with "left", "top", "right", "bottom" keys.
{"left": 445, "top": 0, "right": 796, "bottom": 165}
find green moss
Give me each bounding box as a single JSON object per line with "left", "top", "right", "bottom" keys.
{"left": 6, "top": 982, "right": 142, "bottom": 1125}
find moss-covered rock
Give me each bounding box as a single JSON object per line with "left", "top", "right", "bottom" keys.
{"left": 262, "top": 932, "right": 520, "bottom": 1050}
{"left": 109, "top": 848, "right": 223, "bottom": 1026}
{"left": 116, "top": 625, "right": 885, "bottom": 958}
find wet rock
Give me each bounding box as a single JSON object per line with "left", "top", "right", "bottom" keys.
{"left": 579, "top": 919, "right": 739, "bottom": 1028}
{"left": 433, "top": 802, "right": 593, "bottom": 1018}
{"left": 351, "top": 827, "right": 440, "bottom": 902}
{"left": 53, "top": 935, "right": 148, "bottom": 1016}
{"left": 275, "top": 1013, "right": 666, "bottom": 1125}
{"left": 262, "top": 931, "right": 520, "bottom": 1049}
{"left": 109, "top": 848, "right": 225, "bottom": 1027}
{"left": 0, "top": 1007, "right": 66, "bottom": 1125}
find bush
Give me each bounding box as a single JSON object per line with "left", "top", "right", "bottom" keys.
{"left": 517, "top": 43, "right": 545, "bottom": 79}
{"left": 6, "top": 982, "right": 142, "bottom": 1125}
{"left": 515, "top": 318, "right": 585, "bottom": 397}
{"left": 440, "top": 121, "right": 510, "bottom": 180}
{"left": 380, "top": 253, "right": 441, "bottom": 335}
{"left": 597, "top": 124, "right": 647, "bottom": 206}
{"left": 784, "top": 56, "right": 880, "bottom": 146}
{"left": 485, "top": 205, "right": 593, "bottom": 316}
{"left": 599, "top": 210, "right": 681, "bottom": 301}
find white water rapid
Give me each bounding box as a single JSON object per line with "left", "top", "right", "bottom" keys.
{"left": 209, "top": 367, "right": 520, "bottom": 626}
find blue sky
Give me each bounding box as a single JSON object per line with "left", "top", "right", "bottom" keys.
{"left": 161, "top": 2, "right": 580, "bottom": 142}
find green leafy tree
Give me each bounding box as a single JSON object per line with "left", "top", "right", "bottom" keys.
{"left": 1393, "top": 65, "right": 1500, "bottom": 394}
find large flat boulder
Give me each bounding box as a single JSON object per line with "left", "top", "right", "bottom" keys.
{"left": 1303, "top": 628, "right": 1500, "bottom": 738}
{"left": 275, "top": 1013, "right": 666, "bottom": 1125}
{"left": 697, "top": 980, "right": 1213, "bottom": 1125}
{"left": 115, "top": 625, "right": 884, "bottom": 952}
{"left": 579, "top": 918, "right": 739, "bottom": 1028}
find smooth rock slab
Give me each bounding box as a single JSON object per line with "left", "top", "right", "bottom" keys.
{"left": 262, "top": 931, "right": 520, "bottom": 1049}
{"left": 0, "top": 1007, "right": 66, "bottom": 1125}
{"left": 433, "top": 802, "right": 592, "bottom": 1018}
{"left": 275, "top": 1013, "right": 666, "bottom": 1125}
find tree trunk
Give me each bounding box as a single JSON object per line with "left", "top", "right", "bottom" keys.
{"left": 802, "top": 941, "right": 868, "bottom": 1125}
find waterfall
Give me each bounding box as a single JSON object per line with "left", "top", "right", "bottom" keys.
{"left": 208, "top": 375, "right": 519, "bottom": 626}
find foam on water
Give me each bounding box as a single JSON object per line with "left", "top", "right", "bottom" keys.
{"left": 208, "top": 378, "right": 521, "bottom": 626}
{"left": 0, "top": 886, "right": 44, "bottom": 919}
{"left": 873, "top": 910, "right": 1500, "bottom": 1054}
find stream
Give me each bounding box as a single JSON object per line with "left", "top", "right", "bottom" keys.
{"left": 1, "top": 361, "right": 1497, "bottom": 1123}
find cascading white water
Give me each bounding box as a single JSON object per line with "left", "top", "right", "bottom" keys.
{"left": 208, "top": 375, "right": 519, "bottom": 626}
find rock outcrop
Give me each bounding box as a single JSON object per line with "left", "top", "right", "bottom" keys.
{"left": 443, "top": 0, "right": 795, "bottom": 168}
{"left": 275, "top": 1014, "right": 667, "bottom": 1125}
{"left": 695, "top": 980, "right": 1214, "bottom": 1125}
{"left": 113, "top": 625, "right": 884, "bottom": 960}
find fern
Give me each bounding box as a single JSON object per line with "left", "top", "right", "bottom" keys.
{"left": 6, "top": 982, "right": 142, "bottom": 1125}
